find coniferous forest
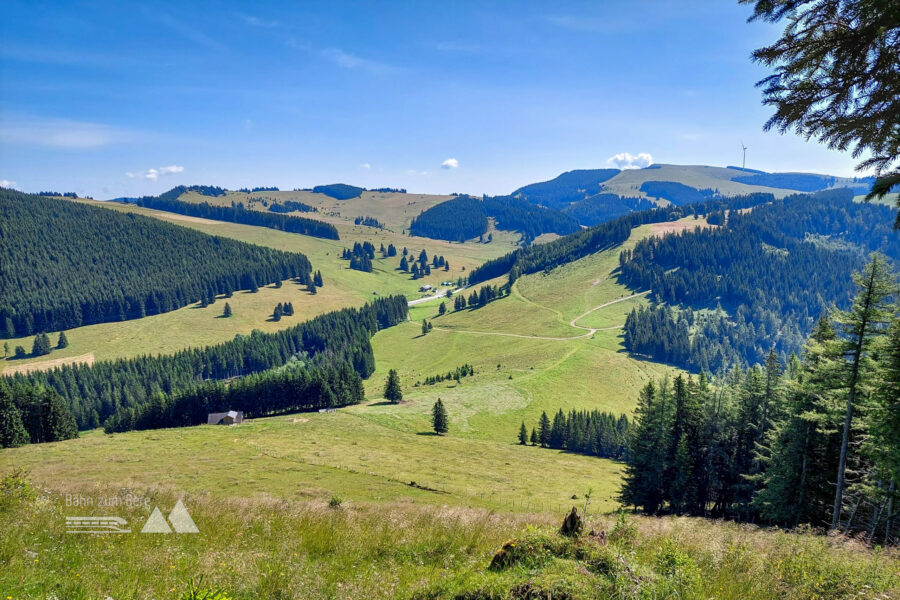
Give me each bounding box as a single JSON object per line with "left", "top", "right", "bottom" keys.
{"left": 468, "top": 193, "right": 772, "bottom": 285}
{"left": 1, "top": 189, "right": 315, "bottom": 338}
{"left": 0, "top": 296, "right": 408, "bottom": 444}
{"left": 409, "top": 195, "right": 580, "bottom": 243}
{"left": 622, "top": 258, "right": 900, "bottom": 543}
{"left": 620, "top": 189, "right": 900, "bottom": 372}
{"left": 127, "top": 187, "right": 339, "bottom": 239}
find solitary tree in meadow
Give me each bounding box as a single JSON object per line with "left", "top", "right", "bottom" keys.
{"left": 56, "top": 331, "right": 68, "bottom": 349}
{"left": 432, "top": 398, "right": 448, "bottom": 435}
{"left": 223, "top": 302, "right": 232, "bottom": 318}
{"left": 518, "top": 421, "right": 528, "bottom": 445}
{"left": 384, "top": 369, "right": 403, "bottom": 403}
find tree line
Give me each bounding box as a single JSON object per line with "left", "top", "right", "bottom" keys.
{"left": 1, "top": 189, "right": 314, "bottom": 338}
{"left": 416, "top": 364, "right": 474, "bottom": 386}
{"left": 128, "top": 186, "right": 339, "bottom": 239}
{"left": 354, "top": 216, "right": 383, "bottom": 228}
{"left": 408, "top": 195, "right": 580, "bottom": 243}
{"left": 1, "top": 296, "right": 409, "bottom": 438}
{"left": 268, "top": 200, "right": 315, "bottom": 214}
{"left": 103, "top": 358, "right": 364, "bottom": 433}
{"left": 467, "top": 193, "right": 773, "bottom": 285}
{"left": 519, "top": 409, "right": 630, "bottom": 460}
{"left": 622, "top": 257, "right": 900, "bottom": 543}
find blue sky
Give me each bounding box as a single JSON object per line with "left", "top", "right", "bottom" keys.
{"left": 0, "top": 1, "right": 867, "bottom": 198}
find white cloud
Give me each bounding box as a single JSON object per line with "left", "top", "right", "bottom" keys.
{"left": 361, "top": 163, "right": 371, "bottom": 169}
{"left": 0, "top": 179, "right": 17, "bottom": 188}
{"left": 127, "top": 165, "right": 184, "bottom": 181}
{"left": 319, "top": 48, "right": 397, "bottom": 74}
{"left": 239, "top": 14, "right": 279, "bottom": 28}
{"left": 606, "top": 152, "right": 653, "bottom": 170}
{"left": 441, "top": 158, "right": 459, "bottom": 170}
{"left": 0, "top": 116, "right": 135, "bottom": 149}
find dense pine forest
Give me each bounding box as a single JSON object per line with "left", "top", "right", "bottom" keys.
{"left": 408, "top": 195, "right": 580, "bottom": 242}
{"left": 1, "top": 190, "right": 314, "bottom": 338}
{"left": 562, "top": 194, "right": 656, "bottom": 226}
{"left": 0, "top": 296, "right": 408, "bottom": 444}
{"left": 639, "top": 181, "right": 716, "bottom": 205}
{"left": 622, "top": 258, "right": 900, "bottom": 543}
{"left": 312, "top": 183, "right": 365, "bottom": 200}
{"left": 620, "top": 189, "right": 900, "bottom": 371}
{"left": 127, "top": 186, "right": 339, "bottom": 239}
{"left": 103, "top": 359, "right": 365, "bottom": 433}
{"left": 510, "top": 168, "right": 621, "bottom": 209}
{"left": 467, "top": 193, "right": 772, "bottom": 285}
{"left": 409, "top": 196, "right": 489, "bottom": 241}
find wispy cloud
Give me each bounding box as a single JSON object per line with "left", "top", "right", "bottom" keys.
{"left": 1, "top": 179, "right": 17, "bottom": 188}
{"left": 361, "top": 163, "right": 371, "bottom": 169}
{"left": 238, "top": 13, "right": 279, "bottom": 28}
{"left": 607, "top": 152, "right": 653, "bottom": 169}
{"left": 285, "top": 40, "right": 398, "bottom": 75}
{"left": 127, "top": 165, "right": 184, "bottom": 181}
{"left": 155, "top": 11, "right": 226, "bottom": 52}
{"left": 0, "top": 116, "right": 136, "bottom": 149}
{"left": 320, "top": 48, "right": 396, "bottom": 74}
{"left": 545, "top": 14, "right": 642, "bottom": 34}
{"left": 441, "top": 158, "right": 459, "bottom": 170}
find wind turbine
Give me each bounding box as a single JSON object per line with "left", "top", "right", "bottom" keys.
{"left": 741, "top": 142, "right": 748, "bottom": 169}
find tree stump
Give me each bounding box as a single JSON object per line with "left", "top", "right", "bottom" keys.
{"left": 560, "top": 506, "right": 583, "bottom": 537}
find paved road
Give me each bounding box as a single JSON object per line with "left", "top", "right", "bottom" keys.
{"left": 407, "top": 287, "right": 466, "bottom": 306}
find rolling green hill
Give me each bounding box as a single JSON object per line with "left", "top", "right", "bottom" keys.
{"left": 512, "top": 164, "right": 876, "bottom": 226}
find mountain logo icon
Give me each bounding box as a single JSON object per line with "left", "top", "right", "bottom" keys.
{"left": 140, "top": 499, "right": 199, "bottom": 534}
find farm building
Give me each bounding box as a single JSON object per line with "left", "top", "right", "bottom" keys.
{"left": 207, "top": 410, "right": 244, "bottom": 425}
{"left": 419, "top": 284, "right": 433, "bottom": 292}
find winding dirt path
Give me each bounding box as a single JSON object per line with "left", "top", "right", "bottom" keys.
{"left": 431, "top": 291, "right": 649, "bottom": 341}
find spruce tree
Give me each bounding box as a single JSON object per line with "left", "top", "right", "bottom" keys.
{"left": 307, "top": 281, "right": 317, "bottom": 294}
{"left": 223, "top": 302, "right": 232, "bottom": 318}
{"left": 272, "top": 303, "right": 283, "bottom": 322}
{"left": 421, "top": 319, "right": 429, "bottom": 335}
{"left": 56, "top": 331, "right": 68, "bottom": 349}
{"left": 538, "top": 411, "right": 551, "bottom": 447}
{"left": 384, "top": 369, "right": 402, "bottom": 403}
{"left": 620, "top": 381, "right": 669, "bottom": 514}
{"left": 438, "top": 302, "right": 446, "bottom": 315}
{"left": 432, "top": 398, "right": 448, "bottom": 434}
{"left": 314, "top": 271, "right": 324, "bottom": 287}
{"left": 530, "top": 427, "right": 538, "bottom": 446}
{"left": 831, "top": 255, "right": 895, "bottom": 530}
{"left": 518, "top": 421, "right": 528, "bottom": 445}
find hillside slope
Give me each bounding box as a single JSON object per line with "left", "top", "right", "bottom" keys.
{"left": 0, "top": 189, "right": 313, "bottom": 338}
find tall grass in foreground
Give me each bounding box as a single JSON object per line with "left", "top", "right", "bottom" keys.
{"left": 1, "top": 471, "right": 898, "bottom": 599}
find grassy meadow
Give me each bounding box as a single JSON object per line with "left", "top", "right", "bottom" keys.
{"left": 5, "top": 206, "right": 894, "bottom": 598}
{"left": 1, "top": 473, "right": 897, "bottom": 599}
